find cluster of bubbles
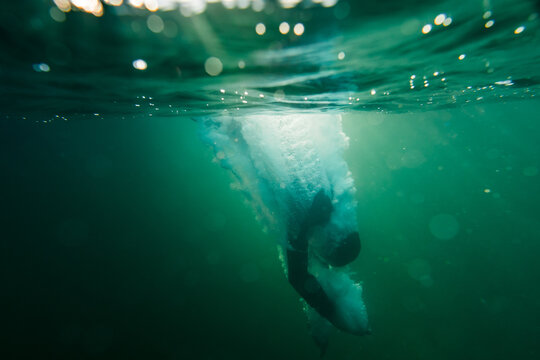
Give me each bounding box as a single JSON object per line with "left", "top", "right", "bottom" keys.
{"left": 254, "top": 21, "right": 305, "bottom": 36}
{"left": 421, "top": 13, "right": 453, "bottom": 34}
{"left": 421, "top": 10, "right": 528, "bottom": 36}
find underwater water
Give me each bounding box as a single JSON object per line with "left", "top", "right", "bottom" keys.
{"left": 1, "top": 0, "right": 540, "bottom": 359}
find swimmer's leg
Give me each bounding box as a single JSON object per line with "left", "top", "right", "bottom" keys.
{"left": 306, "top": 189, "right": 333, "bottom": 227}
{"left": 287, "top": 247, "right": 335, "bottom": 321}
{"left": 289, "top": 189, "right": 333, "bottom": 251}
{"left": 287, "top": 189, "right": 336, "bottom": 321}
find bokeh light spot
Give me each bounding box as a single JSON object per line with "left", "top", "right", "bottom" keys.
{"left": 434, "top": 14, "right": 446, "bottom": 25}
{"left": 293, "top": 23, "right": 304, "bottom": 36}
{"left": 132, "top": 59, "right": 147, "bottom": 70}
{"left": 147, "top": 14, "right": 164, "bottom": 33}
{"left": 205, "top": 57, "right": 223, "bottom": 76}
{"left": 279, "top": 22, "right": 290, "bottom": 34}
{"left": 422, "top": 24, "right": 432, "bottom": 34}
{"left": 255, "top": 23, "right": 266, "bottom": 35}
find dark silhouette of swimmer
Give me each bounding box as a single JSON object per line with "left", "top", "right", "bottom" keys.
{"left": 286, "top": 190, "right": 361, "bottom": 344}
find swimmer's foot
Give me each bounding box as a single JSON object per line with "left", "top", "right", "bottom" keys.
{"left": 306, "top": 190, "right": 333, "bottom": 227}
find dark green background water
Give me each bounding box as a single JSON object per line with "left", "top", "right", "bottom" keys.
{"left": 1, "top": 0, "right": 540, "bottom": 359}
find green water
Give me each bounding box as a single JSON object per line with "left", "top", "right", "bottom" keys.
{"left": 2, "top": 0, "right": 540, "bottom": 359}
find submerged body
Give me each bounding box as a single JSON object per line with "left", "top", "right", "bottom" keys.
{"left": 198, "top": 113, "right": 369, "bottom": 340}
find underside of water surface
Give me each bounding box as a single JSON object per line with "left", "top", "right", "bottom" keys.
{"left": 1, "top": 0, "right": 539, "bottom": 119}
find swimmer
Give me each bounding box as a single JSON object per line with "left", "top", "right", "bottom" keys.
{"left": 286, "top": 190, "right": 362, "bottom": 333}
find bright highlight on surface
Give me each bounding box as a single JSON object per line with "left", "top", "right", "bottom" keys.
{"left": 255, "top": 23, "right": 266, "bottom": 35}
{"left": 485, "top": 20, "right": 494, "bottom": 28}
{"left": 337, "top": 51, "right": 345, "bottom": 60}
{"left": 132, "top": 59, "right": 147, "bottom": 70}
{"left": 320, "top": 0, "right": 338, "bottom": 7}
{"left": 458, "top": 54, "right": 466, "bottom": 60}
{"left": 53, "top": 0, "right": 72, "bottom": 12}
{"left": 279, "top": 0, "right": 302, "bottom": 8}
{"left": 129, "top": 0, "right": 143, "bottom": 7}
{"left": 514, "top": 26, "right": 525, "bottom": 34}
{"left": 293, "top": 23, "right": 305, "bottom": 36}
{"left": 56, "top": 0, "right": 341, "bottom": 17}
{"left": 205, "top": 57, "right": 223, "bottom": 76}
{"left": 422, "top": 24, "right": 432, "bottom": 34}
{"left": 69, "top": 0, "right": 104, "bottom": 16}
{"left": 144, "top": 0, "right": 159, "bottom": 11}
{"left": 495, "top": 79, "right": 514, "bottom": 86}
{"left": 279, "top": 22, "right": 290, "bottom": 34}
{"left": 442, "top": 17, "right": 452, "bottom": 26}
